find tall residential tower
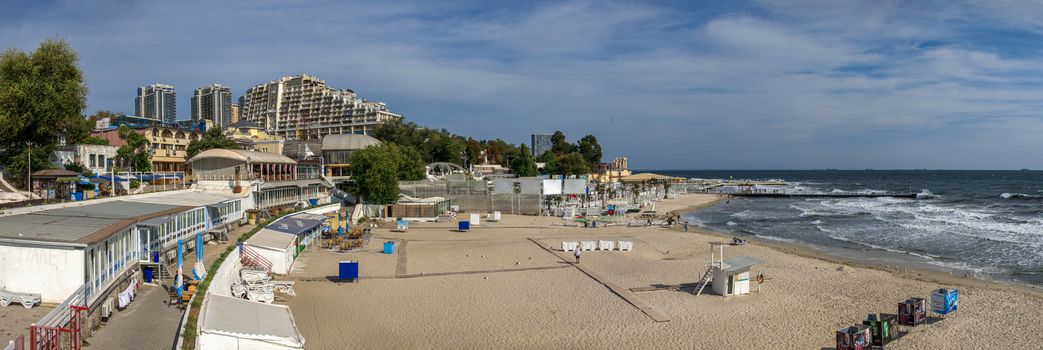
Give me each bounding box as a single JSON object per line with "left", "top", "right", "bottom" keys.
{"left": 191, "top": 84, "right": 233, "bottom": 128}
{"left": 531, "top": 133, "right": 552, "bottom": 157}
{"left": 135, "top": 84, "right": 176, "bottom": 123}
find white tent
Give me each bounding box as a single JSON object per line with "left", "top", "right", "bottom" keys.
{"left": 244, "top": 229, "right": 297, "bottom": 274}
{"left": 198, "top": 294, "right": 305, "bottom": 350}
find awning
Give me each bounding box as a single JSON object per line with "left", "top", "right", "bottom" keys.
{"left": 267, "top": 213, "right": 326, "bottom": 236}
{"left": 199, "top": 294, "right": 305, "bottom": 349}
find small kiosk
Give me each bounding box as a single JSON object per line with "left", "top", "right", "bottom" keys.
{"left": 695, "top": 242, "right": 762, "bottom": 296}
{"left": 712, "top": 256, "right": 762, "bottom": 296}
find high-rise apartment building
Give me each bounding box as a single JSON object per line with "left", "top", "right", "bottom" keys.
{"left": 191, "top": 84, "right": 233, "bottom": 128}
{"left": 239, "top": 74, "right": 401, "bottom": 140}
{"left": 135, "top": 84, "right": 176, "bottom": 123}
{"left": 531, "top": 133, "right": 553, "bottom": 157}
{"left": 230, "top": 104, "right": 240, "bottom": 124}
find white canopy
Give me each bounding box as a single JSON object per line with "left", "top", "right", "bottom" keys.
{"left": 198, "top": 294, "right": 305, "bottom": 349}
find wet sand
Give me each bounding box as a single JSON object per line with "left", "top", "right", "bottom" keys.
{"left": 284, "top": 193, "right": 1043, "bottom": 349}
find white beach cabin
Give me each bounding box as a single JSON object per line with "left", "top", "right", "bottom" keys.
{"left": 244, "top": 229, "right": 297, "bottom": 274}
{"left": 712, "top": 256, "right": 762, "bottom": 296}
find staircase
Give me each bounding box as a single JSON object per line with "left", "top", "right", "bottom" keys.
{"left": 154, "top": 263, "right": 175, "bottom": 282}
{"left": 240, "top": 244, "right": 272, "bottom": 272}
{"left": 694, "top": 242, "right": 726, "bottom": 296}
{"left": 693, "top": 266, "right": 713, "bottom": 295}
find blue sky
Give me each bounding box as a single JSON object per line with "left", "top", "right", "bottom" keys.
{"left": 4, "top": 0, "right": 1043, "bottom": 169}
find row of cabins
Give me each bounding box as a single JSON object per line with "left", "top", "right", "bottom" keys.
{"left": 0, "top": 147, "right": 336, "bottom": 331}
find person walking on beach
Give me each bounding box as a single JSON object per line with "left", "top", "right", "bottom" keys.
{"left": 574, "top": 246, "right": 581, "bottom": 264}
{"left": 684, "top": 221, "right": 689, "bottom": 233}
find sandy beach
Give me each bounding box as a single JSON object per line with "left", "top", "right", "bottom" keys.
{"left": 283, "top": 193, "right": 1043, "bottom": 349}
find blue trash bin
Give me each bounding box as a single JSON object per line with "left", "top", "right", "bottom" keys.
{"left": 152, "top": 251, "right": 160, "bottom": 263}
{"left": 339, "top": 260, "right": 359, "bottom": 280}
{"left": 143, "top": 267, "right": 154, "bottom": 283}
{"left": 383, "top": 241, "right": 395, "bottom": 254}
{"left": 458, "top": 220, "right": 470, "bottom": 231}
{"left": 308, "top": 198, "right": 318, "bottom": 206}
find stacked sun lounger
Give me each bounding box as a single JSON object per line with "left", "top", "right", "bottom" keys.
{"left": 0, "top": 286, "right": 41, "bottom": 309}
{"left": 561, "top": 240, "right": 633, "bottom": 252}
{"left": 233, "top": 268, "right": 276, "bottom": 303}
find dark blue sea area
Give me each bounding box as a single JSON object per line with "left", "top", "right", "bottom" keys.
{"left": 648, "top": 170, "right": 1043, "bottom": 286}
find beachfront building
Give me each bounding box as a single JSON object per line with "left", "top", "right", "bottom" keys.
{"left": 50, "top": 144, "right": 119, "bottom": 175}
{"left": 321, "top": 134, "right": 380, "bottom": 177}
{"left": 135, "top": 83, "right": 177, "bottom": 123}
{"left": 92, "top": 126, "right": 203, "bottom": 172}
{"left": 29, "top": 169, "right": 81, "bottom": 200}
{"left": 238, "top": 74, "right": 402, "bottom": 140}
{"left": 531, "top": 133, "right": 552, "bottom": 157}
{"left": 224, "top": 119, "right": 285, "bottom": 155}
{"left": 590, "top": 157, "right": 631, "bottom": 183}
{"left": 230, "top": 103, "right": 239, "bottom": 124}
{"left": 187, "top": 149, "right": 331, "bottom": 211}
{"left": 0, "top": 191, "right": 247, "bottom": 327}
{"left": 191, "top": 84, "right": 233, "bottom": 128}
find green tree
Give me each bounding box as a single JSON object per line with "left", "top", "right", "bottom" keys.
{"left": 186, "top": 126, "right": 238, "bottom": 159}
{"left": 391, "top": 144, "right": 426, "bottom": 181}
{"left": 536, "top": 150, "right": 557, "bottom": 163}
{"left": 81, "top": 136, "right": 110, "bottom": 145}
{"left": 550, "top": 130, "right": 575, "bottom": 155}
{"left": 348, "top": 144, "right": 402, "bottom": 204}
{"left": 551, "top": 152, "right": 591, "bottom": 176}
{"left": 0, "top": 38, "right": 87, "bottom": 185}
{"left": 114, "top": 125, "right": 151, "bottom": 172}
{"left": 432, "top": 136, "right": 465, "bottom": 164}
{"left": 63, "top": 162, "right": 93, "bottom": 177}
{"left": 465, "top": 139, "right": 483, "bottom": 165}
{"left": 577, "top": 134, "right": 602, "bottom": 165}
{"left": 510, "top": 144, "right": 537, "bottom": 177}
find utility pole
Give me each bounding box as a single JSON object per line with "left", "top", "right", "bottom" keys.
{"left": 26, "top": 141, "right": 33, "bottom": 198}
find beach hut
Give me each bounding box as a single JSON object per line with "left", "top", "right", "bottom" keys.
{"left": 711, "top": 256, "right": 761, "bottom": 296}
{"left": 244, "top": 229, "right": 298, "bottom": 274}
{"left": 836, "top": 324, "right": 872, "bottom": 350}
{"left": 898, "top": 297, "right": 927, "bottom": 326}
{"left": 197, "top": 294, "right": 306, "bottom": 350}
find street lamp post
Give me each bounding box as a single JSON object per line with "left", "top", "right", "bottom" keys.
{"left": 26, "top": 142, "right": 32, "bottom": 197}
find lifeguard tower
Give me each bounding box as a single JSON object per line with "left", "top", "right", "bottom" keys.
{"left": 694, "top": 242, "right": 762, "bottom": 296}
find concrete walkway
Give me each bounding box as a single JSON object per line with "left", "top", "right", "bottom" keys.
{"left": 85, "top": 224, "right": 255, "bottom": 350}
{"left": 84, "top": 284, "right": 183, "bottom": 349}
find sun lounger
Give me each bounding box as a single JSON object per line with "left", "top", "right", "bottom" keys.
{"left": 731, "top": 237, "right": 747, "bottom": 246}
{"left": 617, "top": 241, "right": 633, "bottom": 251}
{"left": 561, "top": 241, "right": 579, "bottom": 252}
{"left": 598, "top": 240, "right": 616, "bottom": 250}
{"left": 580, "top": 241, "right": 597, "bottom": 251}
{"left": 0, "top": 287, "right": 42, "bottom": 309}
{"left": 272, "top": 281, "right": 296, "bottom": 297}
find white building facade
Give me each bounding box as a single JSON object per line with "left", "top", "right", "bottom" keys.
{"left": 239, "top": 74, "right": 401, "bottom": 140}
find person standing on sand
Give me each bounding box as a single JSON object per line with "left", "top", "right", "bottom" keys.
{"left": 684, "top": 221, "right": 689, "bottom": 233}
{"left": 574, "top": 246, "right": 581, "bottom": 264}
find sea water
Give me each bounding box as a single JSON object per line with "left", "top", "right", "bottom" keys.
{"left": 656, "top": 170, "right": 1043, "bottom": 286}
